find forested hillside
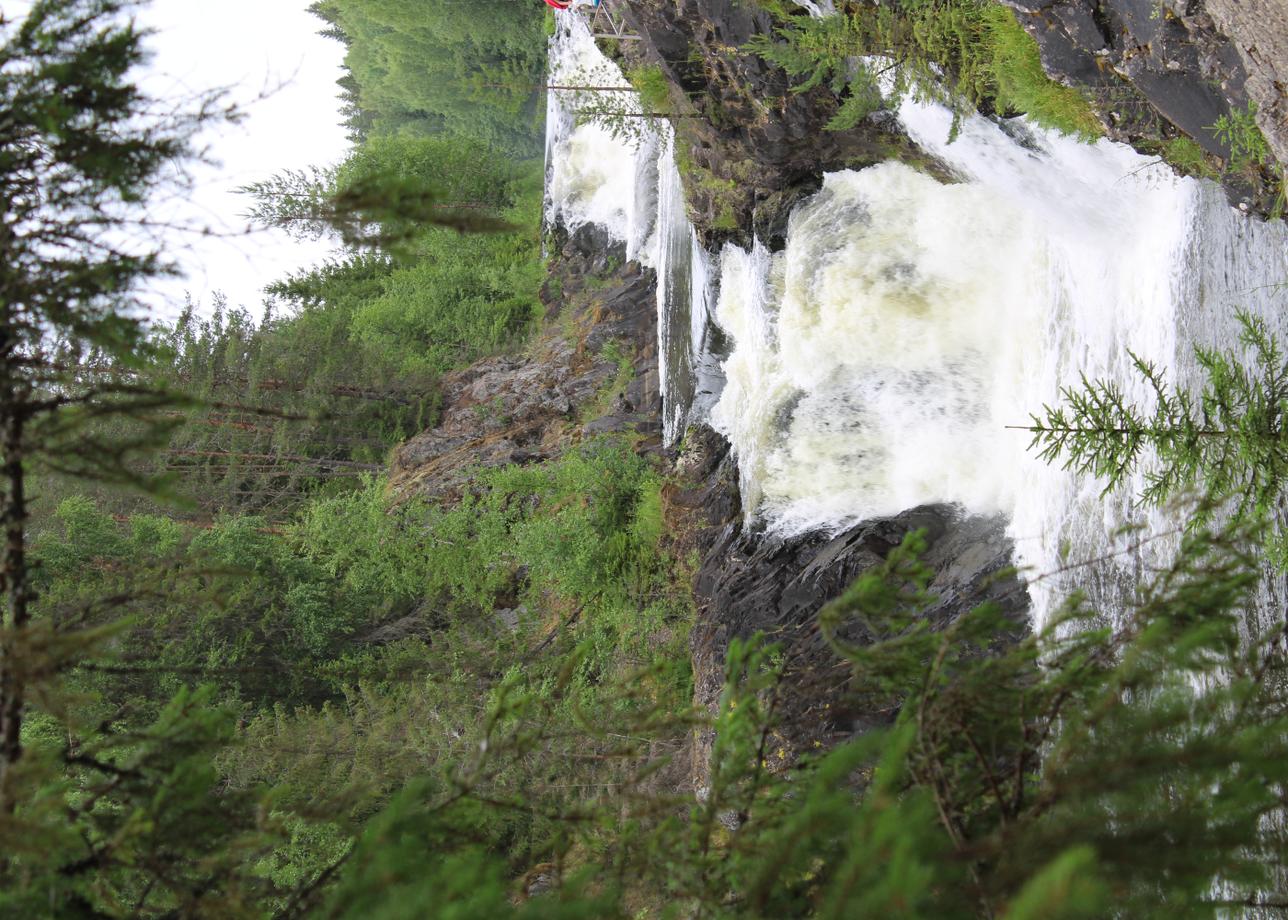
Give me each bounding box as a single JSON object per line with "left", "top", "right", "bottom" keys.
{"left": 309, "top": 0, "right": 549, "bottom": 155}
{"left": 4, "top": 0, "right": 1288, "bottom": 917}
{"left": 2, "top": 0, "right": 593, "bottom": 911}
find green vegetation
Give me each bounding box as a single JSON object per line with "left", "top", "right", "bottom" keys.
{"left": 643, "top": 521, "right": 1288, "bottom": 917}
{"left": 1160, "top": 135, "right": 1221, "bottom": 179}
{"left": 47, "top": 133, "right": 545, "bottom": 524}
{"left": 1022, "top": 311, "right": 1288, "bottom": 522}
{"left": 242, "top": 133, "right": 546, "bottom": 380}
{"left": 19, "top": 435, "right": 691, "bottom": 913}
{"left": 0, "top": 2, "right": 283, "bottom": 911}
{"left": 580, "top": 339, "right": 636, "bottom": 423}
{"left": 1213, "top": 104, "right": 1275, "bottom": 178}
{"left": 751, "top": 0, "right": 1103, "bottom": 138}
{"left": 981, "top": 6, "right": 1103, "bottom": 137}
{"left": 110, "top": 7, "right": 554, "bottom": 523}
{"left": 674, "top": 143, "right": 752, "bottom": 233}
{"left": 1208, "top": 103, "right": 1286, "bottom": 214}
{"left": 308, "top": 0, "right": 548, "bottom": 156}
{"left": 9, "top": 1, "right": 1288, "bottom": 917}
{"left": 626, "top": 64, "right": 673, "bottom": 114}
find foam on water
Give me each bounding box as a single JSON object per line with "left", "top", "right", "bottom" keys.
{"left": 544, "top": 14, "right": 643, "bottom": 247}
{"left": 544, "top": 12, "right": 716, "bottom": 443}
{"left": 710, "top": 98, "right": 1288, "bottom": 625}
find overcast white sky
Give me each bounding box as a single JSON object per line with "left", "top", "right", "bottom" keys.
{"left": 132, "top": 0, "right": 351, "bottom": 319}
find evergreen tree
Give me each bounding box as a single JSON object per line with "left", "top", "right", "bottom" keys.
{"left": 262, "top": 520, "right": 1288, "bottom": 917}
{"left": 239, "top": 133, "right": 539, "bottom": 251}
{"left": 1021, "top": 311, "right": 1288, "bottom": 519}
{"left": 308, "top": 0, "right": 547, "bottom": 156}
{"left": 0, "top": 0, "right": 191, "bottom": 811}
{"left": 0, "top": 3, "right": 291, "bottom": 912}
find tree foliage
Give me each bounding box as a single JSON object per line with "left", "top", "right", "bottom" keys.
{"left": 1023, "top": 311, "right": 1288, "bottom": 520}
{"left": 751, "top": 0, "right": 1102, "bottom": 137}
{"left": 0, "top": 2, "right": 292, "bottom": 912}
{"left": 11, "top": 0, "right": 1288, "bottom": 916}
{"left": 308, "top": 0, "right": 548, "bottom": 155}
{"left": 213, "top": 519, "right": 1288, "bottom": 918}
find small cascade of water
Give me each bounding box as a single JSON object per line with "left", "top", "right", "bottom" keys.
{"left": 543, "top": 12, "right": 717, "bottom": 443}
{"left": 790, "top": 0, "right": 836, "bottom": 17}
{"left": 710, "top": 97, "right": 1288, "bottom": 627}
{"left": 544, "top": 16, "right": 644, "bottom": 248}
{"left": 654, "top": 130, "right": 719, "bottom": 442}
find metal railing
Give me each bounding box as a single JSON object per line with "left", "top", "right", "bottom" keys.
{"left": 584, "top": 2, "right": 642, "bottom": 41}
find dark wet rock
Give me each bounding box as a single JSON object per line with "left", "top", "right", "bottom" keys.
{"left": 581, "top": 412, "right": 662, "bottom": 436}
{"left": 625, "top": 368, "right": 662, "bottom": 414}
{"left": 611, "top": 0, "right": 956, "bottom": 247}
{"left": 1003, "top": 0, "right": 1283, "bottom": 212}
{"left": 1008, "top": 0, "right": 1246, "bottom": 147}
{"left": 668, "top": 425, "right": 1029, "bottom": 790}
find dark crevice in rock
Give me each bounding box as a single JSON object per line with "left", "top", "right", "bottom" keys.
{"left": 667, "top": 425, "right": 1030, "bottom": 789}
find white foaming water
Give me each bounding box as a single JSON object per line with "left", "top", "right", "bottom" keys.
{"left": 544, "top": 15, "right": 644, "bottom": 248}
{"left": 711, "top": 98, "right": 1288, "bottom": 626}
{"left": 544, "top": 12, "right": 716, "bottom": 442}
{"left": 790, "top": 0, "right": 836, "bottom": 17}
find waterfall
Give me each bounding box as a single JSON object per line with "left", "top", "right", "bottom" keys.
{"left": 710, "top": 98, "right": 1288, "bottom": 627}
{"left": 655, "top": 130, "right": 719, "bottom": 442}
{"left": 543, "top": 16, "right": 646, "bottom": 251}
{"left": 790, "top": 0, "right": 837, "bottom": 18}
{"left": 544, "top": 13, "right": 715, "bottom": 443}
{"left": 543, "top": 12, "right": 1288, "bottom": 629}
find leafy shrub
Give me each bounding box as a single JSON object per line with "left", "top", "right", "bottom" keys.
{"left": 626, "top": 64, "right": 672, "bottom": 113}
{"left": 1212, "top": 103, "right": 1274, "bottom": 175}
{"left": 752, "top": 0, "right": 1103, "bottom": 139}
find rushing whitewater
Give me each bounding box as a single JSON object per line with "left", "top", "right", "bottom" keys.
{"left": 544, "top": 13, "right": 716, "bottom": 443}
{"left": 545, "top": 14, "right": 1288, "bottom": 627}
{"left": 711, "top": 99, "right": 1288, "bottom": 625}
{"left": 543, "top": 15, "right": 645, "bottom": 253}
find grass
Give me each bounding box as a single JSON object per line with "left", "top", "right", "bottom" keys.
{"left": 983, "top": 6, "right": 1103, "bottom": 139}
{"left": 580, "top": 338, "right": 636, "bottom": 424}
{"left": 713, "top": 206, "right": 740, "bottom": 231}
{"left": 626, "top": 65, "right": 672, "bottom": 114}
{"left": 1160, "top": 136, "right": 1220, "bottom": 180}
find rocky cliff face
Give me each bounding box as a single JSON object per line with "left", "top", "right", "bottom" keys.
{"left": 608, "top": 0, "right": 954, "bottom": 247}
{"left": 1007, "top": 0, "right": 1246, "bottom": 150}
{"left": 667, "top": 426, "right": 1029, "bottom": 789}
{"left": 1002, "top": 0, "right": 1284, "bottom": 212}
{"left": 608, "top": 0, "right": 1284, "bottom": 217}
{"left": 1203, "top": 0, "right": 1288, "bottom": 166}
{"left": 388, "top": 224, "right": 663, "bottom": 502}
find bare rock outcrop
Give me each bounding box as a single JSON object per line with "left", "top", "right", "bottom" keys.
{"left": 1203, "top": 0, "right": 1288, "bottom": 165}
{"left": 388, "top": 224, "right": 662, "bottom": 502}
{"left": 1003, "top": 0, "right": 1284, "bottom": 211}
